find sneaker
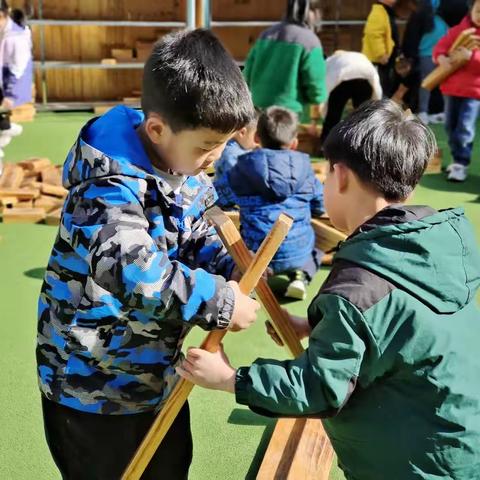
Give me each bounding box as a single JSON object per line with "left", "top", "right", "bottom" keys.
{"left": 285, "top": 271, "right": 308, "bottom": 300}
{"left": 447, "top": 163, "right": 467, "bottom": 182}
{"left": 428, "top": 113, "right": 445, "bottom": 124}
{"left": 3, "top": 123, "right": 23, "bottom": 137}
{"left": 417, "top": 112, "right": 429, "bottom": 125}
{"left": 0, "top": 134, "right": 12, "bottom": 148}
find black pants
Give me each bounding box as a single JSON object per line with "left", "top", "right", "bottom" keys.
{"left": 319, "top": 79, "right": 373, "bottom": 146}
{"left": 41, "top": 396, "right": 193, "bottom": 480}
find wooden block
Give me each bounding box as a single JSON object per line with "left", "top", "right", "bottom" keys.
{"left": 112, "top": 48, "right": 134, "bottom": 62}
{"left": 0, "top": 187, "right": 40, "bottom": 200}
{"left": 101, "top": 58, "right": 117, "bottom": 65}
{"left": 18, "top": 157, "right": 52, "bottom": 173}
{"left": 132, "top": 89, "right": 142, "bottom": 97}
{"left": 15, "top": 200, "right": 34, "bottom": 209}
{"left": 312, "top": 161, "right": 329, "bottom": 183}
{"left": 0, "top": 163, "right": 25, "bottom": 188}
{"left": 45, "top": 207, "right": 62, "bottom": 226}
{"left": 0, "top": 196, "right": 18, "bottom": 208}
{"left": 41, "top": 165, "right": 63, "bottom": 186}
{"left": 257, "top": 418, "right": 334, "bottom": 480}
{"left": 136, "top": 40, "right": 155, "bottom": 61}
{"left": 2, "top": 207, "right": 45, "bottom": 224}
{"left": 20, "top": 179, "right": 43, "bottom": 189}
{"left": 41, "top": 183, "right": 68, "bottom": 198}
{"left": 312, "top": 218, "right": 347, "bottom": 253}
{"left": 223, "top": 210, "right": 240, "bottom": 229}
{"left": 425, "top": 149, "right": 442, "bottom": 174}
{"left": 123, "top": 97, "right": 141, "bottom": 105}
{"left": 34, "top": 195, "right": 64, "bottom": 213}
{"left": 94, "top": 104, "right": 116, "bottom": 115}
{"left": 11, "top": 103, "right": 36, "bottom": 123}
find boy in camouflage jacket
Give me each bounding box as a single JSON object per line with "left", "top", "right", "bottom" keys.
{"left": 36, "top": 29, "right": 259, "bottom": 479}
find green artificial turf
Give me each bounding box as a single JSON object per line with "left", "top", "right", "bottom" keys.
{"left": 0, "top": 113, "right": 478, "bottom": 480}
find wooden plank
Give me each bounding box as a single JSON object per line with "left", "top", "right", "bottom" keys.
{"left": 257, "top": 418, "right": 334, "bottom": 480}
{"left": 45, "top": 207, "right": 63, "bottom": 226}
{"left": 425, "top": 149, "right": 442, "bottom": 174}
{"left": 15, "top": 200, "right": 34, "bottom": 209}
{"left": 224, "top": 210, "right": 240, "bottom": 229}
{"left": 0, "top": 188, "right": 40, "bottom": 200}
{"left": 112, "top": 48, "right": 134, "bottom": 61}
{"left": 41, "top": 165, "right": 63, "bottom": 186}
{"left": 0, "top": 164, "right": 25, "bottom": 189}
{"left": 34, "top": 195, "right": 64, "bottom": 213}
{"left": 312, "top": 218, "right": 347, "bottom": 253}
{"left": 41, "top": 183, "right": 68, "bottom": 198}
{"left": 18, "top": 157, "right": 52, "bottom": 173}
{"left": 312, "top": 161, "right": 329, "bottom": 183}
{"left": 0, "top": 196, "right": 19, "bottom": 208}
{"left": 2, "top": 207, "right": 46, "bottom": 224}
{"left": 121, "top": 213, "right": 293, "bottom": 480}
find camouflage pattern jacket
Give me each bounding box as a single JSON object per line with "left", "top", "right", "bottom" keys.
{"left": 37, "top": 106, "right": 235, "bottom": 414}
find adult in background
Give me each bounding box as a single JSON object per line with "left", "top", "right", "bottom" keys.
{"left": 243, "top": 0, "right": 326, "bottom": 123}
{"left": 317, "top": 51, "right": 382, "bottom": 154}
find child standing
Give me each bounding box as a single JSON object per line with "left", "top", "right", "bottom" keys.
{"left": 362, "top": 0, "right": 400, "bottom": 97}
{"left": 179, "top": 100, "right": 480, "bottom": 480}
{"left": 433, "top": 0, "right": 480, "bottom": 182}
{"left": 36, "top": 29, "right": 260, "bottom": 480}
{"left": 215, "top": 106, "right": 324, "bottom": 300}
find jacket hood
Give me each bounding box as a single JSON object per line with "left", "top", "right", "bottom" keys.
{"left": 336, "top": 206, "right": 480, "bottom": 314}
{"left": 228, "top": 148, "right": 313, "bottom": 201}
{"left": 63, "top": 106, "right": 154, "bottom": 189}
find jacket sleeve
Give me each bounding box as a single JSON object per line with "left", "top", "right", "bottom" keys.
{"left": 213, "top": 172, "right": 238, "bottom": 209}
{"left": 184, "top": 211, "right": 236, "bottom": 281}
{"left": 433, "top": 25, "right": 457, "bottom": 61}
{"left": 311, "top": 176, "right": 325, "bottom": 217}
{"left": 235, "top": 294, "right": 373, "bottom": 417}
{"left": 65, "top": 177, "right": 235, "bottom": 330}
{"left": 243, "top": 42, "right": 257, "bottom": 87}
{"left": 300, "top": 45, "right": 327, "bottom": 105}
{"left": 363, "top": 8, "right": 389, "bottom": 63}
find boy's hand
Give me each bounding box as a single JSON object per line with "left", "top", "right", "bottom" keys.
{"left": 176, "top": 345, "right": 236, "bottom": 393}
{"left": 228, "top": 281, "right": 261, "bottom": 331}
{"left": 265, "top": 311, "right": 311, "bottom": 345}
{"left": 437, "top": 54, "right": 450, "bottom": 68}
{"left": 451, "top": 47, "right": 473, "bottom": 64}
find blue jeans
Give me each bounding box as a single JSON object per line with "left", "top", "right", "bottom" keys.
{"left": 445, "top": 95, "right": 480, "bottom": 167}
{"left": 418, "top": 56, "right": 437, "bottom": 114}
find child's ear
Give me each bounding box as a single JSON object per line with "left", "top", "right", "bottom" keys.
{"left": 145, "top": 114, "right": 167, "bottom": 145}
{"left": 290, "top": 138, "right": 299, "bottom": 151}
{"left": 254, "top": 132, "right": 261, "bottom": 145}
{"left": 334, "top": 163, "right": 349, "bottom": 193}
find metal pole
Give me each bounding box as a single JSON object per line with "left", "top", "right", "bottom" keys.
{"left": 203, "top": 0, "right": 211, "bottom": 29}
{"left": 186, "top": 0, "right": 196, "bottom": 30}
{"left": 37, "top": 0, "right": 47, "bottom": 105}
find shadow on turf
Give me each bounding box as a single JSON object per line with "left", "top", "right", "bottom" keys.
{"left": 24, "top": 267, "right": 46, "bottom": 280}
{"left": 421, "top": 173, "right": 480, "bottom": 197}
{"left": 227, "top": 409, "right": 276, "bottom": 479}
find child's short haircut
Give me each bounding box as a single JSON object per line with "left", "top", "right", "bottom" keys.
{"left": 142, "top": 29, "right": 254, "bottom": 133}
{"left": 256, "top": 106, "right": 299, "bottom": 149}
{"left": 323, "top": 100, "right": 437, "bottom": 201}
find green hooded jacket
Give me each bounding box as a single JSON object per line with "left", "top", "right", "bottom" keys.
{"left": 243, "top": 21, "right": 327, "bottom": 114}
{"left": 236, "top": 206, "right": 480, "bottom": 479}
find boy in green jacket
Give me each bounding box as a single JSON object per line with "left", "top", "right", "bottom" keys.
{"left": 178, "top": 99, "right": 480, "bottom": 479}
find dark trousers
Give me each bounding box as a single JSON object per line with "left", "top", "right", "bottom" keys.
{"left": 41, "top": 395, "right": 193, "bottom": 480}
{"left": 445, "top": 95, "right": 480, "bottom": 167}
{"left": 320, "top": 79, "right": 373, "bottom": 146}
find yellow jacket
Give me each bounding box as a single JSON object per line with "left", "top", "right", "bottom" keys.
{"left": 362, "top": 4, "right": 395, "bottom": 64}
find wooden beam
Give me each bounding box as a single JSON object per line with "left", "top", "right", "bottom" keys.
{"left": 121, "top": 212, "right": 293, "bottom": 480}
{"left": 2, "top": 207, "right": 45, "bottom": 224}
{"left": 0, "top": 164, "right": 25, "bottom": 189}
{"left": 312, "top": 218, "right": 347, "bottom": 253}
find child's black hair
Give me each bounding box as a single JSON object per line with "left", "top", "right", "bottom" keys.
{"left": 256, "top": 106, "right": 298, "bottom": 150}
{"left": 142, "top": 29, "right": 254, "bottom": 134}
{"left": 323, "top": 99, "right": 437, "bottom": 201}
{"left": 0, "top": 0, "right": 9, "bottom": 14}
{"left": 11, "top": 8, "right": 26, "bottom": 27}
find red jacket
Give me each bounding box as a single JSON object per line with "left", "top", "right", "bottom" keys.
{"left": 433, "top": 16, "right": 480, "bottom": 99}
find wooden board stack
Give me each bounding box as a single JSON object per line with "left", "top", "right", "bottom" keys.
{"left": 0, "top": 159, "right": 66, "bottom": 225}
{"left": 11, "top": 103, "right": 37, "bottom": 123}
